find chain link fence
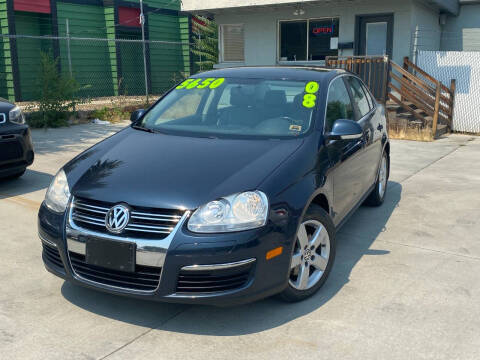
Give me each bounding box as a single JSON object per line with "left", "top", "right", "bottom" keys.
{"left": 417, "top": 50, "right": 480, "bottom": 134}
{"left": 0, "top": 33, "right": 193, "bottom": 104}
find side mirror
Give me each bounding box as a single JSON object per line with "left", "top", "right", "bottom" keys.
{"left": 130, "top": 109, "right": 145, "bottom": 123}
{"left": 325, "top": 119, "right": 363, "bottom": 141}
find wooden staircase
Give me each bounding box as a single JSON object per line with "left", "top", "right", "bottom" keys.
{"left": 386, "top": 100, "right": 448, "bottom": 141}
{"left": 326, "top": 56, "right": 456, "bottom": 141}
{"left": 387, "top": 57, "right": 455, "bottom": 141}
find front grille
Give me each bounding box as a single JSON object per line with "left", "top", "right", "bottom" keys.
{"left": 69, "top": 252, "right": 161, "bottom": 291}
{"left": 0, "top": 139, "right": 23, "bottom": 162}
{"left": 42, "top": 243, "right": 65, "bottom": 271}
{"left": 71, "top": 197, "right": 183, "bottom": 239}
{"left": 176, "top": 263, "right": 254, "bottom": 294}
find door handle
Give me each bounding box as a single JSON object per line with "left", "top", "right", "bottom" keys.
{"left": 377, "top": 124, "right": 383, "bottom": 131}
{"left": 363, "top": 130, "right": 370, "bottom": 143}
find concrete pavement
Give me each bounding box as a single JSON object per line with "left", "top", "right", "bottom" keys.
{"left": 0, "top": 124, "right": 478, "bottom": 359}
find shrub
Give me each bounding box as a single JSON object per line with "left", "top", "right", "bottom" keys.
{"left": 29, "top": 52, "right": 82, "bottom": 128}
{"left": 191, "top": 16, "right": 218, "bottom": 71}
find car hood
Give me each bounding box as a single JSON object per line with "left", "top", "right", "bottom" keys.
{"left": 67, "top": 127, "right": 304, "bottom": 210}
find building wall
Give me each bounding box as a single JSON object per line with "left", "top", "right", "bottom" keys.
{"left": 56, "top": 2, "right": 115, "bottom": 98}
{"left": 1, "top": 0, "right": 190, "bottom": 101}
{"left": 441, "top": 4, "right": 480, "bottom": 51}
{"left": 410, "top": 0, "right": 441, "bottom": 57}
{"left": 183, "top": 0, "right": 324, "bottom": 11}
{"left": 213, "top": 0, "right": 418, "bottom": 67}
{"left": 14, "top": 11, "right": 52, "bottom": 101}
{"left": 128, "top": 0, "right": 182, "bottom": 11}
{"left": 149, "top": 12, "right": 190, "bottom": 93}
{"left": 0, "top": 0, "right": 14, "bottom": 101}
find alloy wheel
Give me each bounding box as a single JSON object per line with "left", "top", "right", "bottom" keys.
{"left": 378, "top": 155, "right": 388, "bottom": 198}
{"left": 289, "top": 219, "right": 330, "bottom": 290}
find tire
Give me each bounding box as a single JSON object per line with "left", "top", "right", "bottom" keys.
{"left": 364, "top": 151, "right": 389, "bottom": 207}
{"left": 4, "top": 169, "right": 26, "bottom": 180}
{"left": 280, "top": 204, "right": 336, "bottom": 302}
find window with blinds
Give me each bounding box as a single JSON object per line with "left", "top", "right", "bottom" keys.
{"left": 220, "top": 24, "right": 245, "bottom": 62}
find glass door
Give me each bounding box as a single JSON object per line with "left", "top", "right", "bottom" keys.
{"left": 357, "top": 14, "right": 393, "bottom": 57}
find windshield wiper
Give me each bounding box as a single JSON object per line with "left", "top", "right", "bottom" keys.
{"left": 132, "top": 124, "right": 155, "bottom": 133}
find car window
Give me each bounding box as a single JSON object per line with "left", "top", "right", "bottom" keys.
{"left": 346, "top": 77, "right": 370, "bottom": 118}
{"left": 361, "top": 83, "right": 373, "bottom": 109}
{"left": 139, "top": 77, "right": 317, "bottom": 139}
{"left": 362, "top": 83, "right": 376, "bottom": 110}
{"left": 325, "top": 77, "right": 354, "bottom": 132}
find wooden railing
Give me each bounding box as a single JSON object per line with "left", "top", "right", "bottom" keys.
{"left": 326, "top": 55, "right": 456, "bottom": 139}
{"left": 390, "top": 57, "right": 456, "bottom": 135}
{"left": 325, "top": 55, "right": 389, "bottom": 102}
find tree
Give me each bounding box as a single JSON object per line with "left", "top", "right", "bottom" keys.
{"left": 191, "top": 16, "right": 218, "bottom": 72}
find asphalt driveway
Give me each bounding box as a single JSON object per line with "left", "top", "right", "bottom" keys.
{"left": 0, "top": 123, "right": 479, "bottom": 360}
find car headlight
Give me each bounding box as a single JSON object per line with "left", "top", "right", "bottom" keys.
{"left": 44, "top": 169, "right": 71, "bottom": 213}
{"left": 9, "top": 106, "right": 25, "bottom": 124}
{"left": 188, "top": 191, "right": 269, "bottom": 233}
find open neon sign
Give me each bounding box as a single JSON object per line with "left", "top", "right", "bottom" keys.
{"left": 312, "top": 26, "right": 334, "bottom": 34}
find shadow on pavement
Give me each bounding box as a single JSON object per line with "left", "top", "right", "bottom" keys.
{"left": 61, "top": 181, "right": 402, "bottom": 335}
{"left": 0, "top": 169, "right": 53, "bottom": 199}
{"left": 32, "top": 123, "right": 127, "bottom": 155}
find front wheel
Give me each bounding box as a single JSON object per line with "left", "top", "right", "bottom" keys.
{"left": 280, "top": 205, "right": 336, "bottom": 302}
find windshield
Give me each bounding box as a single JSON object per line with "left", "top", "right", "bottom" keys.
{"left": 139, "top": 77, "right": 320, "bottom": 138}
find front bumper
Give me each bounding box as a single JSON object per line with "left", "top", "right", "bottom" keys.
{"left": 38, "top": 201, "right": 297, "bottom": 306}
{"left": 0, "top": 125, "right": 34, "bottom": 177}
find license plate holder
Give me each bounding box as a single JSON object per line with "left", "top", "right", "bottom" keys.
{"left": 85, "top": 238, "right": 136, "bottom": 273}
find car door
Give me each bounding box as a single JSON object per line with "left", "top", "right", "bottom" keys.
{"left": 361, "top": 81, "right": 384, "bottom": 183}
{"left": 344, "top": 76, "right": 381, "bottom": 196}
{"left": 324, "top": 76, "right": 364, "bottom": 224}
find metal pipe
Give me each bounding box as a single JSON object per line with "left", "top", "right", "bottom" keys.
{"left": 140, "top": 0, "right": 149, "bottom": 103}
{"left": 66, "top": 19, "right": 72, "bottom": 77}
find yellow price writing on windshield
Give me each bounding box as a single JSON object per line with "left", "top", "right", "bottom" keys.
{"left": 305, "top": 81, "right": 319, "bottom": 94}
{"left": 176, "top": 78, "right": 225, "bottom": 90}
{"left": 302, "top": 81, "right": 319, "bottom": 108}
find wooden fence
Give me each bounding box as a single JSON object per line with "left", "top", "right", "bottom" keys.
{"left": 325, "top": 55, "right": 389, "bottom": 102}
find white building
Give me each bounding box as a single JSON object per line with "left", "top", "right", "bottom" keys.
{"left": 181, "top": 0, "right": 477, "bottom": 68}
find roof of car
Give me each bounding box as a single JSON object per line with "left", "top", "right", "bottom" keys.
{"left": 191, "top": 66, "right": 347, "bottom": 81}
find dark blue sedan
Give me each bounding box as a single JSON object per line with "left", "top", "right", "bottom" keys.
{"left": 39, "top": 67, "right": 389, "bottom": 305}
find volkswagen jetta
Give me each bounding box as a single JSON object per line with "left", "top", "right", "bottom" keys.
{"left": 39, "top": 67, "right": 389, "bottom": 305}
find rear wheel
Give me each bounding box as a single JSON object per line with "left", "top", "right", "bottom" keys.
{"left": 280, "top": 205, "right": 336, "bottom": 302}
{"left": 365, "top": 151, "right": 388, "bottom": 206}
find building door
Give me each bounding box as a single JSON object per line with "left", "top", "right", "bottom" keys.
{"left": 356, "top": 14, "right": 393, "bottom": 57}
{"left": 355, "top": 14, "right": 393, "bottom": 99}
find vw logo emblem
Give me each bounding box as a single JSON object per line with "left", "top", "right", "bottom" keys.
{"left": 105, "top": 204, "right": 130, "bottom": 234}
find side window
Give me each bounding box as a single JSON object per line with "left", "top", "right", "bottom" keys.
{"left": 325, "top": 77, "right": 355, "bottom": 132}
{"left": 346, "top": 77, "right": 371, "bottom": 118}
{"left": 362, "top": 83, "right": 376, "bottom": 110}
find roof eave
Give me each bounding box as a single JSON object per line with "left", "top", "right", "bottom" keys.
{"left": 425, "top": 0, "right": 460, "bottom": 15}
